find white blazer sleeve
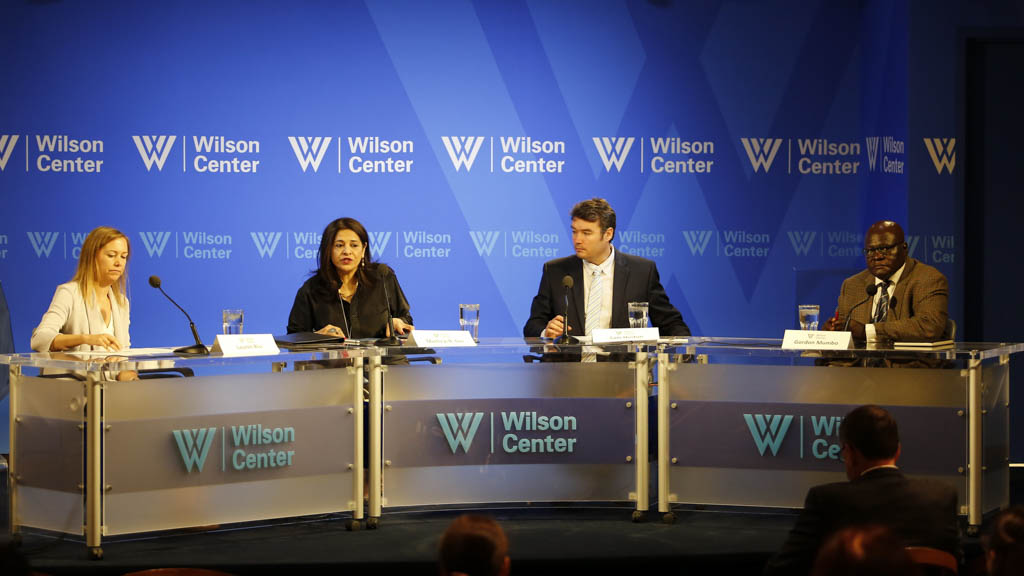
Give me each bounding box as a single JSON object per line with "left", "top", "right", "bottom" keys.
{"left": 31, "top": 284, "right": 75, "bottom": 352}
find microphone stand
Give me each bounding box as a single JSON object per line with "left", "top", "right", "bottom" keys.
{"left": 150, "top": 278, "right": 209, "bottom": 356}
{"left": 553, "top": 277, "right": 579, "bottom": 345}
{"left": 375, "top": 269, "right": 402, "bottom": 347}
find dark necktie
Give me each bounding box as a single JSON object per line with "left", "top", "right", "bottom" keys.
{"left": 874, "top": 281, "right": 891, "bottom": 323}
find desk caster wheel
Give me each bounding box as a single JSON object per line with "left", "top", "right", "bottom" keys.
{"left": 631, "top": 510, "right": 646, "bottom": 523}
{"left": 89, "top": 547, "right": 103, "bottom": 560}
{"left": 345, "top": 519, "right": 361, "bottom": 531}
{"left": 367, "top": 517, "right": 380, "bottom": 530}
{"left": 663, "top": 512, "right": 676, "bottom": 524}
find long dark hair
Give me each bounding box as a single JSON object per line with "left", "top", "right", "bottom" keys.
{"left": 313, "top": 217, "right": 378, "bottom": 294}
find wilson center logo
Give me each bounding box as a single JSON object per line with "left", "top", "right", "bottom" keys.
{"left": 139, "top": 231, "right": 172, "bottom": 257}
{"left": 437, "top": 412, "right": 485, "bottom": 453}
{"left": 865, "top": 136, "right": 879, "bottom": 171}
{"left": 740, "top": 138, "right": 784, "bottom": 173}
{"left": 250, "top": 232, "right": 282, "bottom": 258}
{"left": 368, "top": 231, "right": 392, "bottom": 257}
{"left": 787, "top": 231, "right": 817, "bottom": 256}
{"left": 923, "top": 138, "right": 955, "bottom": 174}
{"left": 27, "top": 231, "right": 60, "bottom": 258}
{"left": 592, "top": 137, "right": 634, "bottom": 172}
{"left": 682, "top": 230, "right": 714, "bottom": 255}
{"left": 173, "top": 427, "right": 217, "bottom": 473}
{"left": 469, "top": 231, "right": 501, "bottom": 256}
{"left": 132, "top": 135, "right": 178, "bottom": 171}
{"left": 744, "top": 413, "right": 793, "bottom": 456}
{"left": 288, "top": 136, "right": 332, "bottom": 173}
{"left": 0, "top": 134, "right": 20, "bottom": 171}
{"left": 441, "top": 137, "right": 485, "bottom": 172}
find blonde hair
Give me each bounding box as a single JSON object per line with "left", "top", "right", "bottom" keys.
{"left": 72, "top": 226, "right": 130, "bottom": 306}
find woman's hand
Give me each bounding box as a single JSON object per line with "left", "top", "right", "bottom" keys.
{"left": 315, "top": 324, "right": 346, "bottom": 338}
{"left": 82, "top": 333, "right": 122, "bottom": 351}
{"left": 390, "top": 318, "right": 414, "bottom": 336}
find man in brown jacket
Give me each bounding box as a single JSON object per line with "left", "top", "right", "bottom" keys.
{"left": 823, "top": 220, "right": 948, "bottom": 342}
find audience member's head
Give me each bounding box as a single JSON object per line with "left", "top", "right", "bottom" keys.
{"left": 839, "top": 405, "right": 901, "bottom": 480}
{"left": 438, "top": 514, "right": 510, "bottom": 576}
{"left": 811, "top": 525, "right": 918, "bottom": 576}
{"left": 985, "top": 506, "right": 1024, "bottom": 576}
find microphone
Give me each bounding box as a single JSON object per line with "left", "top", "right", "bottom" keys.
{"left": 841, "top": 283, "right": 879, "bottom": 332}
{"left": 553, "top": 274, "right": 579, "bottom": 344}
{"left": 374, "top": 267, "right": 402, "bottom": 347}
{"left": 149, "top": 275, "right": 209, "bottom": 356}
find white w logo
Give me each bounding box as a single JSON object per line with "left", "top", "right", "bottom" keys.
{"left": 139, "top": 231, "right": 172, "bottom": 257}
{"left": 787, "top": 231, "right": 817, "bottom": 256}
{"left": 368, "top": 231, "right": 391, "bottom": 257}
{"left": 250, "top": 232, "right": 282, "bottom": 258}
{"left": 743, "top": 414, "right": 793, "bottom": 456}
{"left": 441, "top": 137, "right": 485, "bottom": 172}
{"left": 436, "top": 412, "right": 485, "bottom": 453}
{"left": 681, "top": 230, "right": 714, "bottom": 255}
{"left": 740, "top": 138, "right": 784, "bottom": 173}
{"left": 172, "top": 427, "right": 217, "bottom": 473}
{"left": 132, "top": 135, "right": 177, "bottom": 171}
{"left": 288, "top": 136, "right": 332, "bottom": 173}
{"left": 923, "top": 138, "right": 955, "bottom": 174}
{"left": 865, "top": 137, "right": 879, "bottom": 171}
{"left": 591, "top": 137, "right": 634, "bottom": 172}
{"left": 469, "top": 231, "right": 501, "bottom": 256}
{"left": 906, "top": 235, "right": 921, "bottom": 259}
{"left": 26, "top": 232, "right": 60, "bottom": 258}
{"left": 0, "top": 134, "right": 20, "bottom": 171}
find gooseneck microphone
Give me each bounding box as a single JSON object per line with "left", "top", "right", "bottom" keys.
{"left": 553, "top": 274, "right": 579, "bottom": 344}
{"left": 375, "top": 267, "right": 402, "bottom": 347}
{"left": 149, "top": 275, "right": 209, "bottom": 356}
{"left": 841, "top": 283, "right": 879, "bottom": 332}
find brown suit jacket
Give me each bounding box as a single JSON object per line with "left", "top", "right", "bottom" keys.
{"left": 835, "top": 258, "right": 949, "bottom": 342}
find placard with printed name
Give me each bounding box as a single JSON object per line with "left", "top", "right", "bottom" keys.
{"left": 210, "top": 334, "right": 281, "bottom": 357}
{"left": 406, "top": 330, "right": 477, "bottom": 347}
{"left": 591, "top": 327, "right": 660, "bottom": 344}
{"left": 781, "top": 330, "right": 852, "bottom": 350}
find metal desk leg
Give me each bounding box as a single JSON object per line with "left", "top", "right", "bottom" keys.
{"left": 85, "top": 374, "right": 103, "bottom": 559}
{"left": 968, "top": 357, "right": 982, "bottom": 533}
{"left": 632, "top": 351, "right": 649, "bottom": 522}
{"left": 658, "top": 355, "right": 673, "bottom": 522}
{"left": 351, "top": 358, "right": 364, "bottom": 527}
{"left": 368, "top": 355, "right": 382, "bottom": 528}
{"left": 8, "top": 366, "right": 20, "bottom": 539}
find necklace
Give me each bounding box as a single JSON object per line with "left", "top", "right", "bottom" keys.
{"left": 338, "top": 281, "right": 358, "bottom": 300}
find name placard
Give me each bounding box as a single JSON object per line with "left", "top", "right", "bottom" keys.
{"left": 781, "top": 330, "right": 852, "bottom": 350}
{"left": 592, "top": 327, "right": 660, "bottom": 344}
{"left": 406, "top": 330, "right": 477, "bottom": 347}
{"left": 210, "top": 334, "right": 281, "bottom": 357}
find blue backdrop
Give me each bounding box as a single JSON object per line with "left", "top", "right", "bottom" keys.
{"left": 3, "top": 0, "right": 1018, "bottom": 452}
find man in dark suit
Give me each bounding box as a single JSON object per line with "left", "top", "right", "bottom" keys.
{"left": 822, "top": 220, "right": 948, "bottom": 342}
{"left": 522, "top": 198, "right": 690, "bottom": 339}
{"left": 763, "top": 405, "right": 959, "bottom": 576}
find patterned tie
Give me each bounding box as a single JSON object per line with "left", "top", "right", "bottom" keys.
{"left": 874, "top": 280, "right": 891, "bottom": 323}
{"left": 583, "top": 269, "right": 602, "bottom": 362}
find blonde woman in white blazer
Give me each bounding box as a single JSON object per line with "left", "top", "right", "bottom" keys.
{"left": 31, "top": 227, "right": 136, "bottom": 379}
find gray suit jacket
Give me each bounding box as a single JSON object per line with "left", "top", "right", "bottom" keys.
{"left": 31, "top": 281, "right": 131, "bottom": 352}
{"left": 835, "top": 258, "right": 948, "bottom": 341}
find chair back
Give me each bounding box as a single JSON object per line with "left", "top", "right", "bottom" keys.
{"left": 905, "top": 546, "right": 958, "bottom": 575}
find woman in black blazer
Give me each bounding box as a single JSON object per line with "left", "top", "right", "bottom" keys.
{"left": 287, "top": 217, "right": 413, "bottom": 339}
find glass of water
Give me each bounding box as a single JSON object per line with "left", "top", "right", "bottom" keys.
{"left": 628, "top": 302, "right": 649, "bottom": 329}
{"left": 798, "top": 304, "right": 820, "bottom": 330}
{"left": 459, "top": 304, "right": 480, "bottom": 342}
{"left": 222, "top": 309, "right": 244, "bottom": 334}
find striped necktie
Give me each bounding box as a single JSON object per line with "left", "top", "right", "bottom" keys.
{"left": 874, "top": 280, "right": 891, "bottom": 323}
{"left": 583, "top": 269, "right": 602, "bottom": 362}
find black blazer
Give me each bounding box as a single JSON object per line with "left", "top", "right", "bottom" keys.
{"left": 522, "top": 250, "right": 690, "bottom": 338}
{"left": 287, "top": 264, "right": 413, "bottom": 339}
{"left": 763, "top": 467, "right": 960, "bottom": 576}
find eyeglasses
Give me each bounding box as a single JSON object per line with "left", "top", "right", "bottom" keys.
{"left": 863, "top": 244, "right": 900, "bottom": 256}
